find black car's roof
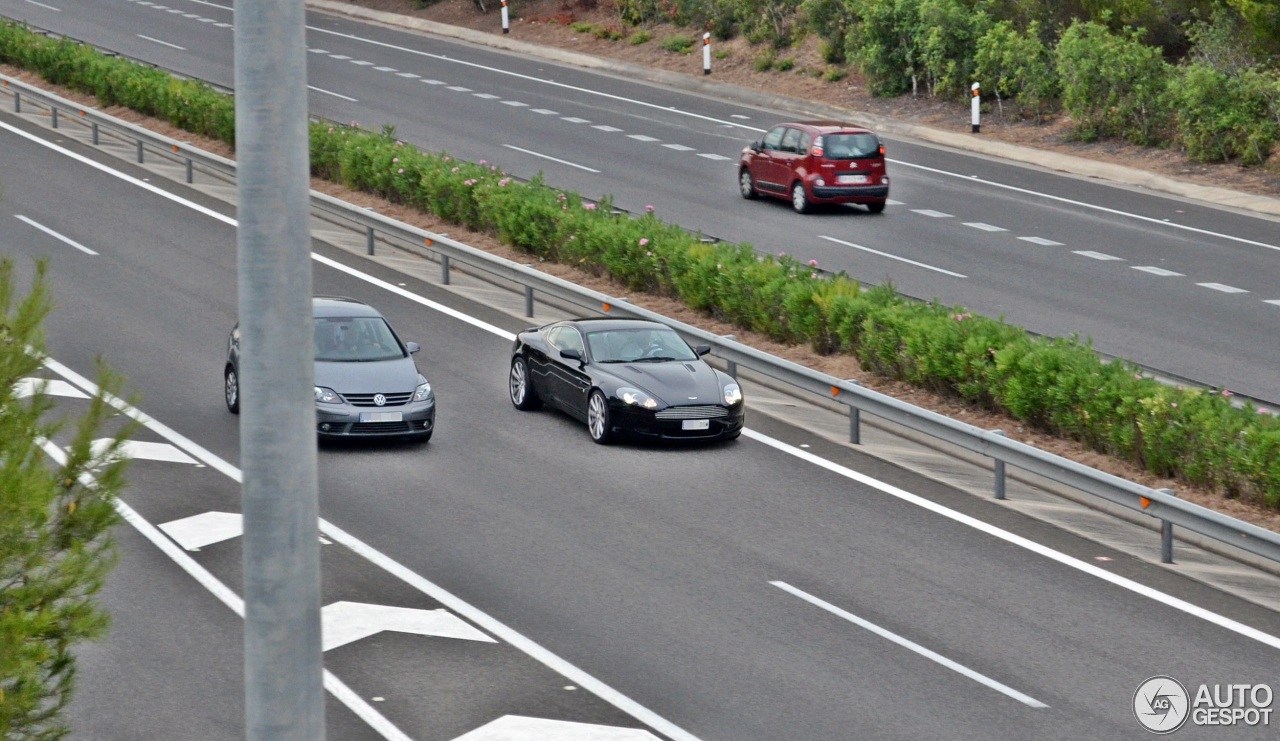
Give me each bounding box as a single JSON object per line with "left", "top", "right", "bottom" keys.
{"left": 313, "top": 296, "right": 382, "bottom": 319}
{"left": 558, "top": 317, "right": 669, "bottom": 332}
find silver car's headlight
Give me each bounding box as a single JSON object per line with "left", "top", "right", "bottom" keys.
{"left": 314, "top": 386, "right": 341, "bottom": 404}
{"left": 413, "top": 381, "right": 433, "bottom": 402}
{"left": 618, "top": 387, "right": 659, "bottom": 409}
{"left": 723, "top": 383, "right": 743, "bottom": 405}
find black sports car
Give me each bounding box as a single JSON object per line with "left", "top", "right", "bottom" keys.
{"left": 508, "top": 318, "right": 745, "bottom": 443}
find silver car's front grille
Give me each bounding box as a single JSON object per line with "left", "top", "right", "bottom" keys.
{"left": 655, "top": 405, "right": 728, "bottom": 420}
{"left": 343, "top": 392, "right": 413, "bottom": 407}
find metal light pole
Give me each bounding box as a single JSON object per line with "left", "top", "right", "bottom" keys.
{"left": 233, "top": 1, "right": 325, "bottom": 739}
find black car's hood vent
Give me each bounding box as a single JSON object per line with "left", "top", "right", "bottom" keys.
{"left": 616, "top": 361, "right": 721, "bottom": 405}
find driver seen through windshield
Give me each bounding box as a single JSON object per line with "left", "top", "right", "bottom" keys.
{"left": 314, "top": 317, "right": 404, "bottom": 362}
{"left": 586, "top": 327, "right": 697, "bottom": 363}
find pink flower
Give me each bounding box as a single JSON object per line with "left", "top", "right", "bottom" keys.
{"left": 645, "top": 205, "right": 654, "bottom": 213}
{"left": 646, "top": 251, "right": 653, "bottom": 257}
{"left": 1134, "top": 373, "right": 1143, "bottom": 380}
{"left": 777, "top": 251, "right": 787, "bottom": 257}
{"left": 1259, "top": 408, "right": 1269, "bottom": 414}
{"left": 499, "top": 177, "right": 511, "bottom": 186}
{"left": 1222, "top": 389, "right": 1234, "bottom": 397}
{"left": 639, "top": 238, "right": 649, "bottom": 246}
{"left": 584, "top": 203, "right": 597, "bottom": 211}
{"left": 479, "top": 159, "right": 487, "bottom": 165}
{"left": 393, "top": 157, "right": 400, "bottom": 163}
{"left": 397, "top": 168, "right": 404, "bottom": 174}
{"left": 490, "top": 165, "right": 497, "bottom": 171}
{"left": 811, "top": 272, "right": 818, "bottom": 279}
{"left": 808, "top": 259, "right": 818, "bottom": 267}
{"left": 444, "top": 156, "right": 452, "bottom": 162}
{"left": 451, "top": 167, "right": 459, "bottom": 173}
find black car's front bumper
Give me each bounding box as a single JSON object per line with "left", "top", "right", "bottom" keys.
{"left": 315, "top": 399, "right": 436, "bottom": 437}
{"left": 611, "top": 403, "right": 744, "bottom": 441}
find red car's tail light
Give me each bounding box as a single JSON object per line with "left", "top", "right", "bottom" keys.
{"left": 811, "top": 135, "right": 824, "bottom": 157}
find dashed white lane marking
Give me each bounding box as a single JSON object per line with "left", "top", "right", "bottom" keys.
{"left": 136, "top": 34, "right": 186, "bottom": 50}
{"left": 159, "top": 512, "right": 246, "bottom": 550}
{"left": 697, "top": 153, "right": 731, "bottom": 160}
{"left": 1265, "top": 300, "right": 1280, "bottom": 307}
{"left": 964, "top": 222, "right": 1007, "bottom": 232}
{"left": 213, "top": 23, "right": 231, "bottom": 27}
{"left": 447, "top": 85, "right": 472, "bottom": 92}
{"left": 1198, "top": 283, "right": 1249, "bottom": 294}
{"left": 13, "top": 377, "right": 89, "bottom": 399}
{"left": 886, "top": 198, "right": 906, "bottom": 205}
{"left": 529, "top": 108, "right": 558, "bottom": 115}
{"left": 473, "top": 92, "right": 500, "bottom": 99}
{"left": 1019, "top": 236, "right": 1063, "bottom": 246}
{"left": 396, "top": 72, "right": 420, "bottom": 78}
{"left": 912, "top": 209, "right": 952, "bottom": 218}
{"left": 502, "top": 144, "right": 600, "bottom": 173}
{"left": 308, "top": 48, "right": 328, "bottom": 53}
{"left": 374, "top": 66, "right": 397, "bottom": 72}
{"left": 662, "top": 144, "right": 694, "bottom": 151}
{"left": 1133, "top": 266, "right": 1184, "bottom": 276}
{"left": 15, "top": 215, "right": 98, "bottom": 255}
{"left": 308, "top": 85, "right": 357, "bottom": 102}
{"left": 561, "top": 117, "right": 590, "bottom": 124}
{"left": 593, "top": 125, "right": 623, "bottom": 132}
{"left": 197, "top": 17, "right": 215, "bottom": 23}
{"left": 820, "top": 235, "right": 967, "bottom": 278}
{"left": 628, "top": 135, "right": 659, "bottom": 142}
{"left": 1074, "top": 251, "right": 1123, "bottom": 261}
{"left": 91, "top": 439, "right": 199, "bottom": 465}
{"left": 350, "top": 60, "right": 375, "bottom": 66}
{"left": 771, "top": 581, "right": 1048, "bottom": 708}
{"left": 329, "top": 54, "right": 351, "bottom": 60}
{"left": 502, "top": 101, "right": 529, "bottom": 107}
{"left": 322, "top": 601, "right": 495, "bottom": 652}
{"left": 453, "top": 716, "right": 661, "bottom": 740}
{"left": 422, "top": 79, "right": 446, "bottom": 85}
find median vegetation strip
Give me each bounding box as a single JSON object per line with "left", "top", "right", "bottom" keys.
{"left": 2, "top": 20, "right": 1277, "bottom": 510}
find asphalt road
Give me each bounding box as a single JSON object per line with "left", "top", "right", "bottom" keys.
{"left": 1, "top": 0, "right": 1279, "bottom": 406}
{"left": 4, "top": 102, "right": 1280, "bottom": 739}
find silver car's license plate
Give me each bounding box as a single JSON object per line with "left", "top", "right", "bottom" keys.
{"left": 682, "top": 419, "right": 710, "bottom": 430}
{"left": 359, "top": 411, "right": 403, "bottom": 423}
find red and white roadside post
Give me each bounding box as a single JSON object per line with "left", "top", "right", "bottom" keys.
{"left": 703, "top": 32, "right": 711, "bottom": 75}
{"left": 501, "top": 0, "right": 509, "bottom": 34}
{"left": 971, "top": 81, "right": 980, "bottom": 133}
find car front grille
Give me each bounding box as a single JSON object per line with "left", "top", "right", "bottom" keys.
{"left": 655, "top": 405, "right": 728, "bottom": 420}
{"left": 348, "top": 421, "right": 414, "bottom": 435}
{"left": 343, "top": 392, "right": 413, "bottom": 407}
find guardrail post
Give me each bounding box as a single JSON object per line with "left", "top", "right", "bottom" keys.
{"left": 51, "top": 106, "right": 58, "bottom": 129}
{"left": 721, "top": 335, "right": 737, "bottom": 378}
{"left": 1160, "top": 487, "right": 1175, "bottom": 563}
{"left": 365, "top": 226, "right": 375, "bottom": 256}
{"left": 91, "top": 122, "right": 99, "bottom": 145}
{"left": 136, "top": 140, "right": 144, "bottom": 163}
{"left": 848, "top": 380, "right": 862, "bottom": 444}
{"left": 186, "top": 158, "right": 194, "bottom": 184}
{"left": 524, "top": 285, "right": 534, "bottom": 317}
{"left": 992, "top": 429, "right": 1006, "bottom": 500}
{"left": 441, "top": 255, "right": 451, "bottom": 285}
{"left": 13, "top": 91, "right": 19, "bottom": 113}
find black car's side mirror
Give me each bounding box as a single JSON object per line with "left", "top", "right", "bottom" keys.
{"left": 694, "top": 344, "right": 711, "bottom": 356}
{"left": 405, "top": 341, "right": 421, "bottom": 354}
{"left": 560, "top": 347, "right": 583, "bottom": 363}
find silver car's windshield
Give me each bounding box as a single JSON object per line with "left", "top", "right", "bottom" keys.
{"left": 314, "top": 317, "right": 403, "bottom": 362}
{"left": 587, "top": 327, "right": 697, "bottom": 363}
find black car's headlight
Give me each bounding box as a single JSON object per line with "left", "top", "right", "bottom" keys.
{"left": 723, "top": 382, "right": 743, "bottom": 406}
{"left": 314, "top": 386, "right": 341, "bottom": 404}
{"left": 618, "top": 387, "right": 659, "bottom": 409}
{"left": 413, "top": 380, "right": 433, "bottom": 402}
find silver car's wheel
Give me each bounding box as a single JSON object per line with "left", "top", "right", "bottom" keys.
{"left": 224, "top": 366, "right": 240, "bottom": 414}
{"left": 739, "top": 169, "right": 758, "bottom": 199}
{"left": 587, "top": 390, "right": 612, "bottom": 444}
{"left": 509, "top": 356, "right": 541, "bottom": 410}
{"left": 791, "top": 182, "right": 811, "bottom": 214}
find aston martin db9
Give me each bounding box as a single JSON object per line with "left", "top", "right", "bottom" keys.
{"left": 508, "top": 318, "right": 744, "bottom": 443}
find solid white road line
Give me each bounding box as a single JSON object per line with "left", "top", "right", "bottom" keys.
{"left": 24, "top": 0, "right": 62, "bottom": 10}
{"left": 308, "top": 85, "right": 358, "bottom": 102}
{"left": 502, "top": 144, "right": 600, "bottom": 173}
{"left": 819, "top": 235, "right": 967, "bottom": 278}
{"left": 15, "top": 215, "right": 98, "bottom": 255}
{"left": 136, "top": 34, "right": 186, "bottom": 50}
{"left": 771, "top": 581, "right": 1049, "bottom": 708}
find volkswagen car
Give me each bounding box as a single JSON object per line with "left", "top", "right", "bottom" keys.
{"left": 224, "top": 297, "right": 436, "bottom": 440}
{"left": 508, "top": 318, "right": 744, "bottom": 444}
{"left": 738, "top": 121, "right": 889, "bottom": 214}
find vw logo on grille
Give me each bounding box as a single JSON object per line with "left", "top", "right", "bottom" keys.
{"left": 373, "top": 393, "right": 386, "bottom": 407}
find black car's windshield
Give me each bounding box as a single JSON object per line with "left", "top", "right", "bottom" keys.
{"left": 314, "top": 317, "right": 404, "bottom": 362}
{"left": 586, "top": 327, "right": 698, "bottom": 363}
{"left": 823, "top": 133, "right": 880, "bottom": 159}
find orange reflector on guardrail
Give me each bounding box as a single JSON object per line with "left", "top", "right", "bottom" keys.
{"left": 424, "top": 238, "right": 432, "bottom": 246}
{"left": 831, "top": 386, "right": 840, "bottom": 397}
{"left": 1140, "top": 497, "right": 1151, "bottom": 509}
{"left": 602, "top": 303, "right": 612, "bottom": 312}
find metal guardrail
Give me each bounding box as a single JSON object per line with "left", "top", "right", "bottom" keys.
{"left": 4, "top": 73, "right": 1279, "bottom": 567}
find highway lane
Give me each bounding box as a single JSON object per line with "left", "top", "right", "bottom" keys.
{"left": 5, "top": 0, "right": 1280, "bottom": 402}
{"left": 5, "top": 110, "right": 1280, "bottom": 739}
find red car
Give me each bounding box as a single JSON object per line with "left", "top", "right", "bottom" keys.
{"left": 738, "top": 121, "right": 889, "bottom": 214}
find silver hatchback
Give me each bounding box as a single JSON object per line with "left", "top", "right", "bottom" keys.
{"left": 224, "top": 297, "right": 436, "bottom": 440}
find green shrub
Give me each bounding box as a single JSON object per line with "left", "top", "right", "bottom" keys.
{"left": 593, "top": 24, "right": 625, "bottom": 41}
{"left": 628, "top": 30, "right": 652, "bottom": 45}
{"left": 661, "top": 35, "right": 695, "bottom": 54}
{"left": 776, "top": 57, "right": 795, "bottom": 71}
{"left": 974, "top": 19, "right": 1058, "bottom": 121}
{"left": 823, "top": 66, "right": 846, "bottom": 82}
{"left": 714, "top": 48, "right": 731, "bottom": 60}
{"left": 753, "top": 50, "right": 776, "bottom": 72}
{"left": 1172, "top": 63, "right": 1280, "bottom": 165}
{"left": 1056, "top": 19, "right": 1172, "bottom": 145}
{"left": 570, "top": 21, "right": 594, "bottom": 33}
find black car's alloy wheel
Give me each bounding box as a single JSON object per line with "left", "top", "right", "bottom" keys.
{"left": 509, "top": 356, "right": 541, "bottom": 410}
{"left": 224, "top": 366, "right": 240, "bottom": 414}
{"left": 587, "top": 390, "right": 613, "bottom": 444}
{"left": 739, "top": 169, "right": 758, "bottom": 199}
{"left": 791, "top": 182, "right": 811, "bottom": 214}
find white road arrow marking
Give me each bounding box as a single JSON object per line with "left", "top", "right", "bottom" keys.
{"left": 14, "top": 377, "right": 90, "bottom": 398}
{"left": 159, "top": 512, "right": 246, "bottom": 550}
{"left": 452, "top": 716, "right": 661, "bottom": 740}
{"left": 322, "top": 601, "right": 495, "bottom": 652}
{"left": 91, "top": 439, "right": 198, "bottom": 464}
